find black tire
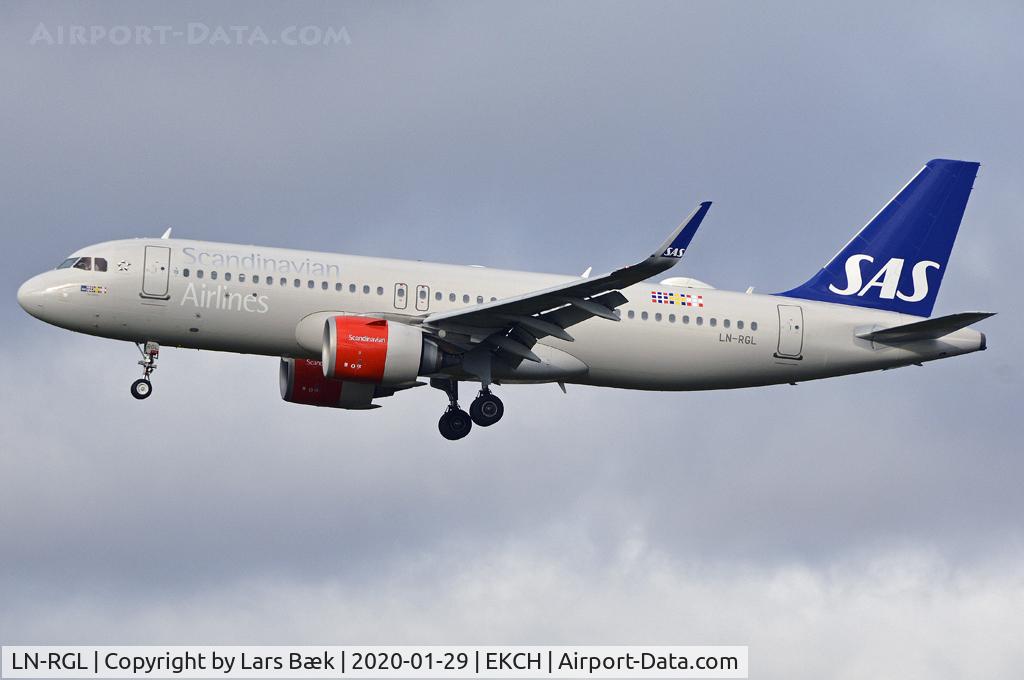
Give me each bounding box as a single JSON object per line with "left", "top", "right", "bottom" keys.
{"left": 130, "top": 378, "right": 153, "bottom": 400}
{"left": 438, "top": 408, "right": 472, "bottom": 440}
{"left": 470, "top": 393, "right": 504, "bottom": 427}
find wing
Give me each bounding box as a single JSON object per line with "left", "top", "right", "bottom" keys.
{"left": 421, "top": 202, "right": 711, "bottom": 370}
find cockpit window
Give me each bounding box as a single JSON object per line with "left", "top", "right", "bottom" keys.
{"left": 58, "top": 256, "right": 109, "bottom": 272}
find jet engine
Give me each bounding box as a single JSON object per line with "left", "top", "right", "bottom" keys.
{"left": 322, "top": 316, "right": 444, "bottom": 385}
{"left": 281, "top": 356, "right": 432, "bottom": 409}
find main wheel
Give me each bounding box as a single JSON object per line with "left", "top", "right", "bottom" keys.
{"left": 470, "top": 392, "right": 504, "bottom": 427}
{"left": 438, "top": 408, "right": 472, "bottom": 440}
{"left": 130, "top": 378, "right": 153, "bottom": 400}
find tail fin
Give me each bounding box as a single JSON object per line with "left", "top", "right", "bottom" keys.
{"left": 780, "top": 159, "right": 980, "bottom": 317}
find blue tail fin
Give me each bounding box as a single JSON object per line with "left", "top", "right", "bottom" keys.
{"left": 779, "top": 159, "right": 980, "bottom": 317}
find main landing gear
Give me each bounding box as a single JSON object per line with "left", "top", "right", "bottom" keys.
{"left": 431, "top": 379, "right": 506, "bottom": 440}
{"left": 131, "top": 341, "right": 159, "bottom": 400}
{"left": 469, "top": 388, "right": 504, "bottom": 427}
{"left": 434, "top": 378, "right": 472, "bottom": 440}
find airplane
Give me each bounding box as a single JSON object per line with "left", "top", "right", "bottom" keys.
{"left": 17, "top": 158, "right": 993, "bottom": 440}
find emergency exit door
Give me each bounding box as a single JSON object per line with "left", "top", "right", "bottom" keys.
{"left": 141, "top": 246, "right": 171, "bottom": 299}
{"left": 775, "top": 304, "right": 804, "bottom": 359}
{"left": 415, "top": 285, "right": 430, "bottom": 312}
{"left": 394, "top": 283, "right": 408, "bottom": 309}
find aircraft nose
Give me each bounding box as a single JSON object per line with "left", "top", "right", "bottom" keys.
{"left": 17, "top": 275, "right": 46, "bottom": 316}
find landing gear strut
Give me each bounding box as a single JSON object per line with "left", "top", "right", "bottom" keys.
{"left": 432, "top": 378, "right": 472, "bottom": 440}
{"left": 470, "top": 388, "right": 504, "bottom": 427}
{"left": 131, "top": 341, "right": 159, "bottom": 400}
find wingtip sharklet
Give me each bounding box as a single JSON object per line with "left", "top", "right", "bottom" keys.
{"left": 655, "top": 201, "right": 712, "bottom": 260}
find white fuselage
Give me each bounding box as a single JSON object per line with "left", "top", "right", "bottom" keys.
{"left": 17, "top": 238, "right": 986, "bottom": 391}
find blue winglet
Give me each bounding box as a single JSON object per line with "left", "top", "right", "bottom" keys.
{"left": 657, "top": 201, "right": 712, "bottom": 259}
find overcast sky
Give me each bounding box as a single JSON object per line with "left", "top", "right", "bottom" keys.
{"left": 2, "top": 2, "right": 1022, "bottom": 678}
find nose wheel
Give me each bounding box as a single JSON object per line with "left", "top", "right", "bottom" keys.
{"left": 132, "top": 341, "right": 159, "bottom": 400}
{"left": 130, "top": 378, "right": 152, "bottom": 399}
{"left": 470, "top": 390, "right": 504, "bottom": 427}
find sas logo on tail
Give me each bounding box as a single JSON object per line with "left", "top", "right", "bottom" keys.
{"left": 829, "top": 254, "right": 940, "bottom": 302}
{"left": 662, "top": 247, "right": 686, "bottom": 258}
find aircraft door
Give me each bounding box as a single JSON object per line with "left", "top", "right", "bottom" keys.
{"left": 394, "top": 283, "right": 408, "bottom": 309}
{"left": 775, "top": 304, "right": 804, "bottom": 359}
{"left": 141, "top": 245, "right": 171, "bottom": 299}
{"left": 416, "top": 284, "right": 430, "bottom": 312}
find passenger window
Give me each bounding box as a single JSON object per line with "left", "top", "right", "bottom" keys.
{"left": 57, "top": 258, "right": 77, "bottom": 269}
{"left": 349, "top": 284, "right": 356, "bottom": 293}
{"left": 683, "top": 315, "right": 690, "bottom": 324}
{"left": 280, "top": 277, "right": 287, "bottom": 287}
{"left": 669, "top": 314, "right": 676, "bottom": 323}
{"left": 449, "top": 293, "right": 456, "bottom": 302}
{"left": 435, "top": 291, "right": 442, "bottom": 301}
{"left": 224, "top": 272, "right": 232, "bottom": 282}
{"left": 655, "top": 313, "right": 662, "bottom": 322}
{"left": 737, "top": 320, "right": 744, "bottom": 330}
{"left": 463, "top": 294, "right": 470, "bottom": 303}
{"left": 93, "top": 258, "right": 108, "bottom": 272}
{"left": 490, "top": 297, "right": 497, "bottom": 302}
{"left": 751, "top": 321, "right": 758, "bottom": 331}
{"left": 183, "top": 268, "right": 190, "bottom": 277}
{"left": 377, "top": 286, "right": 384, "bottom": 295}
{"left": 641, "top": 311, "right": 649, "bottom": 320}
{"left": 723, "top": 319, "right": 730, "bottom": 329}
{"left": 696, "top": 316, "right": 704, "bottom": 326}
{"left": 197, "top": 270, "right": 205, "bottom": 279}
{"left": 362, "top": 285, "right": 370, "bottom": 294}
{"left": 627, "top": 310, "right": 635, "bottom": 319}
{"left": 419, "top": 289, "right": 427, "bottom": 300}
{"left": 73, "top": 257, "right": 92, "bottom": 271}
{"left": 710, "top": 318, "right": 717, "bottom": 327}
{"left": 397, "top": 287, "right": 405, "bottom": 298}
{"left": 239, "top": 273, "right": 246, "bottom": 283}
{"left": 335, "top": 283, "right": 342, "bottom": 291}
{"left": 211, "top": 271, "right": 218, "bottom": 280}
{"left": 477, "top": 295, "right": 484, "bottom": 304}
{"left": 307, "top": 280, "right": 314, "bottom": 289}
{"left": 294, "top": 279, "right": 301, "bottom": 288}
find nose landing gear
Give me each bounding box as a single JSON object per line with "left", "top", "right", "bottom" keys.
{"left": 131, "top": 341, "right": 159, "bottom": 400}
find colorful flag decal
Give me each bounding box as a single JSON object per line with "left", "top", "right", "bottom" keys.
{"left": 650, "top": 290, "right": 703, "bottom": 307}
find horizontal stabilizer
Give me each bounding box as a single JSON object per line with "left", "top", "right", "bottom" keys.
{"left": 857, "top": 312, "right": 995, "bottom": 343}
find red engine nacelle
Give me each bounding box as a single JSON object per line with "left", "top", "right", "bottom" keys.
{"left": 322, "top": 316, "right": 438, "bottom": 385}
{"left": 279, "top": 357, "right": 379, "bottom": 409}
{"left": 280, "top": 357, "right": 432, "bottom": 410}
